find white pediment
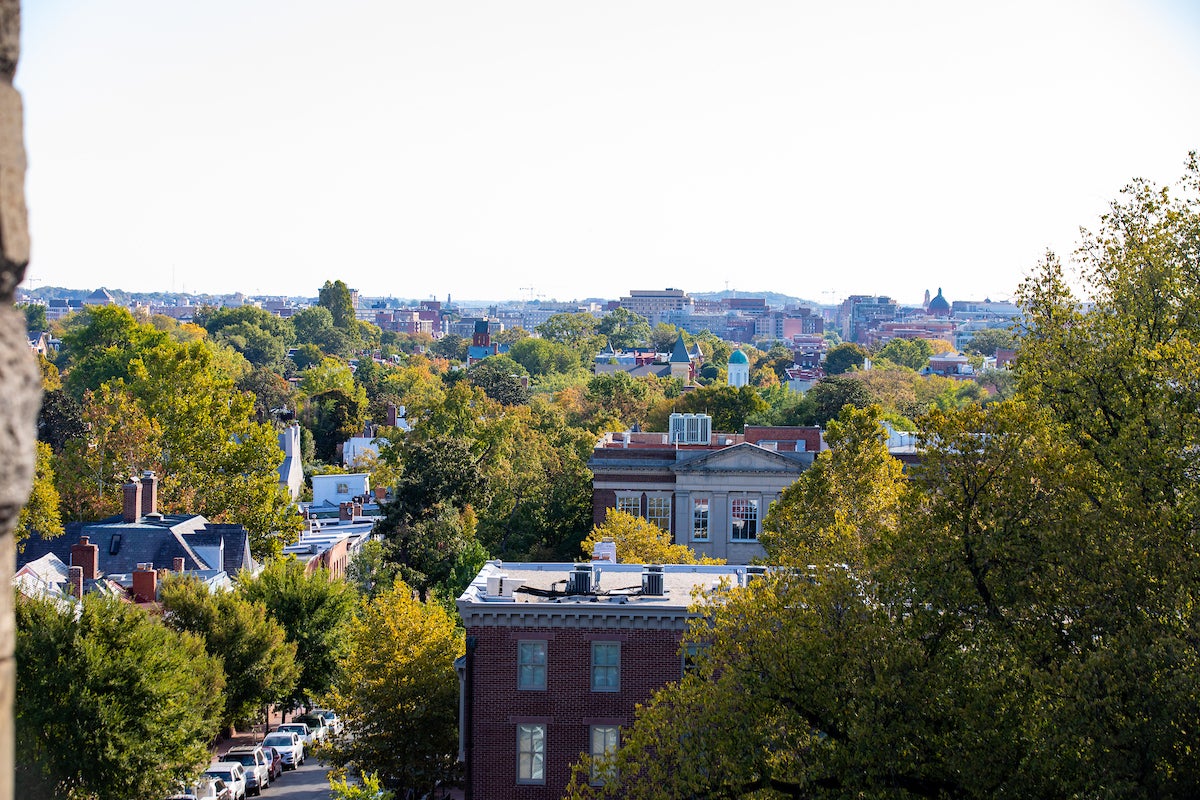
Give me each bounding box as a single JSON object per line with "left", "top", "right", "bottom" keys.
{"left": 673, "top": 443, "right": 806, "bottom": 475}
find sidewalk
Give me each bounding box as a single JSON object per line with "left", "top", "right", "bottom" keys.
{"left": 213, "top": 707, "right": 291, "bottom": 757}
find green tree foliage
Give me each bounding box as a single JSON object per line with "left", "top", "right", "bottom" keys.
{"left": 585, "top": 371, "right": 660, "bottom": 429}
{"left": 202, "top": 305, "right": 295, "bottom": 371}
{"left": 345, "top": 538, "right": 400, "bottom": 599}
{"left": 18, "top": 301, "right": 48, "bottom": 332}
{"left": 323, "top": 583, "right": 464, "bottom": 796}
{"left": 329, "top": 772, "right": 395, "bottom": 800}
{"left": 536, "top": 312, "right": 606, "bottom": 364}
{"left": 237, "top": 557, "right": 357, "bottom": 709}
{"left": 646, "top": 384, "right": 769, "bottom": 433}
{"left": 37, "top": 387, "right": 86, "bottom": 452}
{"left": 57, "top": 305, "right": 170, "bottom": 398}
{"left": 160, "top": 574, "right": 300, "bottom": 729}
{"left": 571, "top": 158, "right": 1200, "bottom": 799}
{"left": 237, "top": 365, "right": 296, "bottom": 423}
{"left": 507, "top": 336, "right": 580, "bottom": 378}
{"left": 648, "top": 322, "right": 682, "bottom": 354}
{"left": 17, "top": 441, "right": 64, "bottom": 546}
{"left": 875, "top": 337, "right": 934, "bottom": 370}
{"left": 597, "top": 307, "right": 652, "bottom": 350}
{"left": 430, "top": 332, "right": 469, "bottom": 362}
{"left": 292, "top": 305, "right": 353, "bottom": 358}
{"left": 583, "top": 509, "right": 723, "bottom": 565}
{"left": 15, "top": 595, "right": 224, "bottom": 800}
{"left": 823, "top": 341, "right": 868, "bottom": 375}
{"left": 798, "top": 374, "right": 876, "bottom": 426}
{"left": 964, "top": 326, "right": 1018, "bottom": 356}
{"left": 319, "top": 279, "right": 357, "bottom": 330}
{"left": 467, "top": 355, "right": 531, "bottom": 405}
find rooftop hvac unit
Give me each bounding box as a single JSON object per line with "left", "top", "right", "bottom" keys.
{"left": 744, "top": 565, "right": 769, "bottom": 586}
{"left": 642, "top": 564, "right": 664, "bottom": 596}
{"left": 486, "top": 574, "right": 517, "bottom": 597}
{"left": 668, "top": 413, "right": 712, "bottom": 445}
{"left": 567, "top": 564, "right": 594, "bottom": 595}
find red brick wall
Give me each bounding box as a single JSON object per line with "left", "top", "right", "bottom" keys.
{"left": 467, "top": 623, "right": 685, "bottom": 799}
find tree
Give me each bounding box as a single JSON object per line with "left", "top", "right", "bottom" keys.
{"left": 585, "top": 372, "right": 658, "bottom": 428}
{"left": 16, "top": 441, "right": 63, "bottom": 546}
{"left": 800, "top": 374, "right": 875, "bottom": 426}
{"left": 536, "top": 312, "right": 606, "bottom": 364}
{"left": 583, "top": 509, "right": 723, "bottom": 565}
{"left": 646, "top": 384, "right": 768, "bottom": 433}
{"left": 237, "top": 557, "right": 357, "bottom": 708}
{"left": 875, "top": 337, "right": 934, "bottom": 370}
{"left": 345, "top": 538, "right": 400, "bottom": 599}
{"left": 649, "top": 322, "right": 682, "bottom": 354}
{"left": 160, "top": 574, "right": 300, "bottom": 730}
{"left": 319, "top": 279, "right": 357, "bottom": 330}
{"left": 293, "top": 305, "right": 353, "bottom": 358}
{"left": 964, "top": 326, "right": 1018, "bottom": 356}
{"left": 430, "top": 333, "right": 468, "bottom": 362}
{"left": 19, "top": 301, "right": 47, "bottom": 332}
{"left": 467, "top": 355, "right": 531, "bottom": 405}
{"left": 597, "top": 307, "right": 651, "bottom": 350}
{"left": 323, "top": 583, "right": 464, "bottom": 796}
{"left": 16, "top": 594, "right": 224, "bottom": 800}
{"left": 507, "top": 337, "right": 580, "bottom": 378}
{"left": 823, "top": 341, "right": 868, "bottom": 375}
{"left": 570, "top": 158, "right": 1200, "bottom": 799}
{"left": 57, "top": 305, "right": 170, "bottom": 398}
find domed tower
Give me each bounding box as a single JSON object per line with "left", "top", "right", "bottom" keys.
{"left": 928, "top": 287, "right": 951, "bottom": 317}
{"left": 727, "top": 348, "right": 750, "bottom": 387}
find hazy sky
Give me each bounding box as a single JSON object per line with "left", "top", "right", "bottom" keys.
{"left": 16, "top": 1, "right": 1200, "bottom": 305}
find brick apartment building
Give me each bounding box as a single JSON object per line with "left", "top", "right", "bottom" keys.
{"left": 456, "top": 560, "right": 746, "bottom": 800}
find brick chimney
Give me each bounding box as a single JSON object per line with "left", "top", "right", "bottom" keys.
{"left": 339, "top": 502, "right": 353, "bottom": 521}
{"left": 68, "top": 565, "right": 84, "bottom": 599}
{"left": 173, "top": 557, "right": 185, "bottom": 572}
{"left": 386, "top": 403, "right": 397, "bottom": 427}
{"left": 140, "top": 470, "right": 158, "bottom": 516}
{"left": 70, "top": 535, "right": 99, "bottom": 580}
{"left": 122, "top": 477, "right": 142, "bottom": 523}
{"left": 132, "top": 563, "right": 157, "bottom": 602}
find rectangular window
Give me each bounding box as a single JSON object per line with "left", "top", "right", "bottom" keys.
{"left": 683, "top": 642, "right": 711, "bottom": 674}
{"left": 646, "top": 495, "right": 671, "bottom": 531}
{"left": 516, "top": 724, "right": 545, "bottom": 784}
{"left": 591, "top": 641, "right": 620, "bottom": 692}
{"left": 336, "top": 482, "right": 349, "bottom": 494}
{"left": 730, "top": 497, "right": 759, "bottom": 540}
{"left": 692, "top": 496, "right": 709, "bottom": 541}
{"left": 615, "top": 495, "right": 640, "bottom": 517}
{"left": 517, "top": 641, "right": 547, "bottom": 690}
{"left": 589, "top": 725, "right": 620, "bottom": 785}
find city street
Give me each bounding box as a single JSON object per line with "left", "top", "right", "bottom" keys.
{"left": 262, "top": 757, "right": 335, "bottom": 800}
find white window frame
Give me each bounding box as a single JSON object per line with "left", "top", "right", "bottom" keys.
{"left": 730, "top": 495, "right": 760, "bottom": 541}
{"left": 615, "top": 493, "right": 641, "bottom": 518}
{"left": 517, "top": 640, "right": 547, "bottom": 691}
{"left": 692, "top": 495, "right": 710, "bottom": 542}
{"left": 645, "top": 494, "right": 671, "bottom": 531}
{"left": 589, "top": 725, "right": 620, "bottom": 785}
{"left": 591, "top": 641, "right": 620, "bottom": 692}
{"left": 516, "top": 723, "right": 546, "bottom": 784}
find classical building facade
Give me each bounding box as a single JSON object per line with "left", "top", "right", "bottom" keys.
{"left": 588, "top": 416, "right": 822, "bottom": 563}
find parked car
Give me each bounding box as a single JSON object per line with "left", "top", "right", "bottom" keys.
{"left": 167, "top": 776, "right": 232, "bottom": 800}
{"left": 223, "top": 746, "right": 271, "bottom": 795}
{"left": 204, "top": 762, "right": 247, "bottom": 800}
{"left": 276, "top": 722, "right": 314, "bottom": 749}
{"left": 293, "top": 714, "right": 329, "bottom": 744}
{"left": 311, "top": 708, "right": 343, "bottom": 736}
{"left": 261, "top": 731, "right": 304, "bottom": 770}
{"left": 262, "top": 745, "right": 284, "bottom": 781}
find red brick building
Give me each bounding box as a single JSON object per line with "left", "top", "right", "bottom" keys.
{"left": 457, "top": 561, "right": 747, "bottom": 799}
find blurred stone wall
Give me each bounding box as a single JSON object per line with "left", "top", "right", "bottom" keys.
{"left": 0, "top": 2, "right": 44, "bottom": 799}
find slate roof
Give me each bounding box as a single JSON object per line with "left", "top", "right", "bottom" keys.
{"left": 18, "top": 514, "right": 257, "bottom": 578}
{"left": 669, "top": 334, "right": 691, "bottom": 364}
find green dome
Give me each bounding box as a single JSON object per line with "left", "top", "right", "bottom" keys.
{"left": 729, "top": 349, "right": 749, "bottom": 364}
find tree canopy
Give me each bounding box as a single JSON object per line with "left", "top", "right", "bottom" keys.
{"left": 569, "top": 156, "right": 1200, "bottom": 799}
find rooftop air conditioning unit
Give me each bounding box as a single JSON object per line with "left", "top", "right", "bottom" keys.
{"left": 486, "top": 574, "right": 513, "bottom": 597}
{"left": 567, "top": 564, "right": 594, "bottom": 595}
{"left": 669, "top": 413, "right": 712, "bottom": 445}
{"left": 642, "top": 564, "right": 664, "bottom": 596}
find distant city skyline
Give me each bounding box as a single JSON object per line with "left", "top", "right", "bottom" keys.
{"left": 16, "top": 1, "right": 1200, "bottom": 305}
